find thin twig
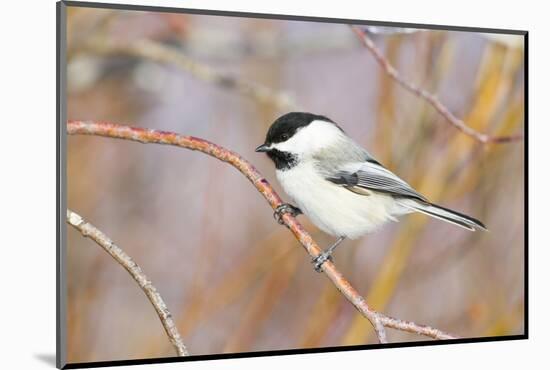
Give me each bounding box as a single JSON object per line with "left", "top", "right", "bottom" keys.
{"left": 80, "top": 37, "right": 296, "bottom": 111}
{"left": 351, "top": 26, "right": 523, "bottom": 144}
{"left": 67, "top": 120, "right": 457, "bottom": 343}
{"left": 66, "top": 209, "right": 189, "bottom": 356}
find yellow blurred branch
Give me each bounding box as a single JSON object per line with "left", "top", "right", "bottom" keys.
{"left": 340, "top": 59, "right": 513, "bottom": 342}
{"left": 351, "top": 26, "right": 523, "bottom": 144}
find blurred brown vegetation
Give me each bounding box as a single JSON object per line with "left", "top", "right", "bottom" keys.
{"left": 66, "top": 6, "right": 525, "bottom": 363}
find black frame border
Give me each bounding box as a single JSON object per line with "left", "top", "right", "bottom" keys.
{"left": 57, "top": 1, "right": 528, "bottom": 369}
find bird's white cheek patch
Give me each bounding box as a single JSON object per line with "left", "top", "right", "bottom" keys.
{"left": 271, "top": 134, "right": 306, "bottom": 153}
{"left": 272, "top": 120, "right": 343, "bottom": 155}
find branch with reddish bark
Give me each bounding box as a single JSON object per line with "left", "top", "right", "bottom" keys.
{"left": 67, "top": 120, "right": 457, "bottom": 343}
{"left": 66, "top": 209, "right": 189, "bottom": 356}
{"left": 351, "top": 26, "right": 523, "bottom": 144}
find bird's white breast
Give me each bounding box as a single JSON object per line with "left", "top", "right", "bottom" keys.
{"left": 276, "top": 162, "right": 399, "bottom": 239}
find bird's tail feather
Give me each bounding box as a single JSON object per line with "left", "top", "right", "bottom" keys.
{"left": 400, "top": 200, "right": 487, "bottom": 231}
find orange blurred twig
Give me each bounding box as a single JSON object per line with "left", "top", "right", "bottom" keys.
{"left": 67, "top": 120, "right": 457, "bottom": 343}
{"left": 66, "top": 209, "right": 189, "bottom": 356}
{"left": 351, "top": 26, "right": 523, "bottom": 144}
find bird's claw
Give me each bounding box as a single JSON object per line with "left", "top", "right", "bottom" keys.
{"left": 273, "top": 203, "right": 302, "bottom": 225}
{"left": 311, "top": 252, "right": 334, "bottom": 272}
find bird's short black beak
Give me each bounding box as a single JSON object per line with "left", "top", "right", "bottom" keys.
{"left": 255, "top": 144, "right": 270, "bottom": 152}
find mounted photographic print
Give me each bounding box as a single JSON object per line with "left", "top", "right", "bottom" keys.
{"left": 57, "top": 1, "right": 527, "bottom": 368}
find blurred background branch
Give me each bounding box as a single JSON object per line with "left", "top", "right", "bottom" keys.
{"left": 351, "top": 26, "right": 523, "bottom": 144}
{"left": 66, "top": 209, "right": 189, "bottom": 357}
{"left": 67, "top": 120, "right": 457, "bottom": 344}
{"left": 77, "top": 36, "right": 297, "bottom": 111}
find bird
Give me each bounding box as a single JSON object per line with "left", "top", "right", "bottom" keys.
{"left": 255, "top": 112, "right": 487, "bottom": 271}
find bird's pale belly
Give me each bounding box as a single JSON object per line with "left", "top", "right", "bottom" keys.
{"left": 276, "top": 163, "right": 399, "bottom": 239}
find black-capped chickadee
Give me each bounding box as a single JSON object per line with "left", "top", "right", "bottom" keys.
{"left": 256, "top": 112, "right": 487, "bottom": 271}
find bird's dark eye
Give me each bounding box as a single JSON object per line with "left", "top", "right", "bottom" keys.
{"left": 281, "top": 133, "right": 289, "bottom": 141}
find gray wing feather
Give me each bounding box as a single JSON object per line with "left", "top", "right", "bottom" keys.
{"left": 326, "top": 161, "right": 428, "bottom": 202}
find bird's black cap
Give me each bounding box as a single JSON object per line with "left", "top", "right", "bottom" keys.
{"left": 262, "top": 112, "right": 337, "bottom": 146}
{"left": 255, "top": 112, "right": 342, "bottom": 170}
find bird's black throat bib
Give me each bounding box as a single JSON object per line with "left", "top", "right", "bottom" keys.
{"left": 267, "top": 149, "right": 298, "bottom": 170}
